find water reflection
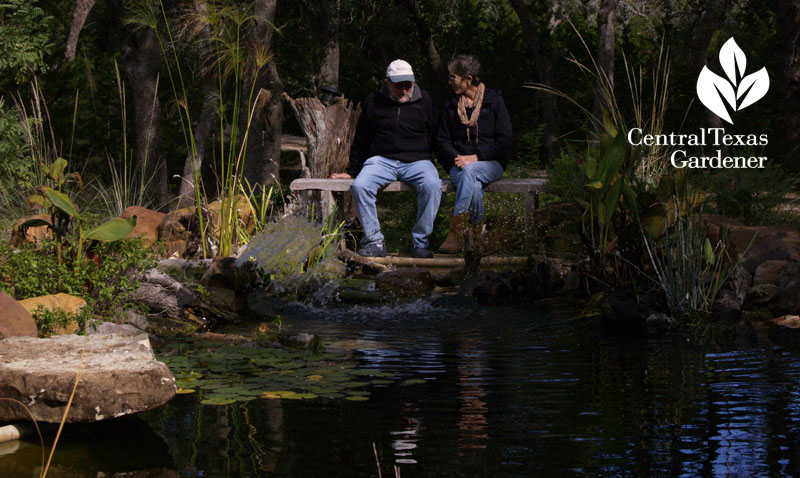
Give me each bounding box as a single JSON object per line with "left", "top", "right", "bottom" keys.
{"left": 6, "top": 301, "right": 800, "bottom": 477}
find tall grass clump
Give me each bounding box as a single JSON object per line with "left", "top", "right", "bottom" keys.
{"left": 126, "top": 0, "right": 273, "bottom": 258}
{"left": 524, "top": 25, "right": 739, "bottom": 322}
{"left": 91, "top": 63, "right": 158, "bottom": 217}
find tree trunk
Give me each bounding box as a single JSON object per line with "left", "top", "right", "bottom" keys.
{"left": 284, "top": 94, "right": 361, "bottom": 217}
{"left": 121, "top": 27, "right": 170, "bottom": 206}
{"left": 241, "top": 0, "right": 283, "bottom": 188}
{"left": 65, "top": 0, "right": 96, "bottom": 60}
{"left": 177, "top": 4, "right": 218, "bottom": 206}
{"left": 396, "top": 0, "right": 448, "bottom": 90}
{"left": 508, "top": 0, "right": 560, "bottom": 163}
{"left": 177, "top": 72, "right": 217, "bottom": 205}
{"left": 319, "top": 0, "right": 340, "bottom": 87}
{"left": 593, "top": 0, "right": 617, "bottom": 118}
{"left": 777, "top": 0, "right": 800, "bottom": 162}
{"left": 284, "top": 94, "right": 361, "bottom": 178}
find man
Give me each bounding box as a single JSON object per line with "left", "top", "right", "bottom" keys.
{"left": 331, "top": 59, "right": 441, "bottom": 258}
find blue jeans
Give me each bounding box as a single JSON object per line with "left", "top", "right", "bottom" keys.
{"left": 449, "top": 161, "right": 504, "bottom": 223}
{"left": 351, "top": 156, "right": 442, "bottom": 249}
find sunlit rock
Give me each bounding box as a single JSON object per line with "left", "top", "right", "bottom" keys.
{"left": 0, "top": 334, "right": 176, "bottom": 423}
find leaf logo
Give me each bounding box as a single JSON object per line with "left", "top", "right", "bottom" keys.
{"left": 696, "top": 37, "right": 769, "bottom": 124}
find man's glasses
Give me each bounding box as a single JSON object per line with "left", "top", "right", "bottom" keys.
{"left": 391, "top": 81, "right": 413, "bottom": 90}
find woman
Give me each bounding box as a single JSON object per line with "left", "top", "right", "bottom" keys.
{"left": 436, "top": 55, "right": 513, "bottom": 254}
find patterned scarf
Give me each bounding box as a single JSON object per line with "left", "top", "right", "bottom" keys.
{"left": 457, "top": 82, "right": 485, "bottom": 142}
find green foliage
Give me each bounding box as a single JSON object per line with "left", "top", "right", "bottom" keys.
{"left": 31, "top": 305, "right": 89, "bottom": 338}
{"left": 26, "top": 157, "right": 137, "bottom": 266}
{"left": 0, "top": 0, "right": 55, "bottom": 85}
{"left": 513, "top": 124, "right": 545, "bottom": 168}
{"left": 704, "top": 163, "right": 800, "bottom": 227}
{"left": 546, "top": 150, "right": 589, "bottom": 203}
{"left": 640, "top": 214, "right": 733, "bottom": 322}
{"left": 0, "top": 98, "right": 32, "bottom": 188}
{"left": 0, "top": 238, "right": 155, "bottom": 317}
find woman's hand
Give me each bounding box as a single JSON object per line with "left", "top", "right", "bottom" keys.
{"left": 454, "top": 154, "right": 478, "bottom": 168}
{"left": 330, "top": 172, "right": 352, "bottom": 179}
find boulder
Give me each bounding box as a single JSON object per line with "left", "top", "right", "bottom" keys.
{"left": 157, "top": 207, "right": 197, "bottom": 242}
{"left": 0, "top": 334, "right": 176, "bottom": 423}
{"left": 120, "top": 206, "right": 165, "bottom": 247}
{"left": 0, "top": 292, "right": 37, "bottom": 339}
{"left": 17, "top": 293, "right": 87, "bottom": 335}
{"left": 159, "top": 239, "right": 188, "bottom": 259}
{"left": 702, "top": 214, "right": 800, "bottom": 274}
{"left": 11, "top": 214, "right": 52, "bottom": 246}
{"left": 88, "top": 322, "right": 144, "bottom": 335}
{"left": 375, "top": 269, "right": 434, "bottom": 298}
{"left": 207, "top": 195, "right": 255, "bottom": 238}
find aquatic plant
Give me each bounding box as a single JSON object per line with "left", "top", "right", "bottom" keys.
{"left": 157, "top": 340, "right": 403, "bottom": 405}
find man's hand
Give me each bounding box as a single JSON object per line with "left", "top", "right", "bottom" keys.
{"left": 330, "top": 172, "right": 353, "bottom": 179}
{"left": 454, "top": 154, "right": 478, "bottom": 168}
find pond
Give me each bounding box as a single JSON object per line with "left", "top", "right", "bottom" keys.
{"left": 3, "top": 297, "right": 800, "bottom": 477}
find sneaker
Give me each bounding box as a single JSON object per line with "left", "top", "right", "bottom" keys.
{"left": 358, "top": 241, "right": 387, "bottom": 257}
{"left": 412, "top": 247, "right": 433, "bottom": 259}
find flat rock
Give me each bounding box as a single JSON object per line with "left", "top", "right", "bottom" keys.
{"left": 0, "top": 334, "right": 176, "bottom": 423}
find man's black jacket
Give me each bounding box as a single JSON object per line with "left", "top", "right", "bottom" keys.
{"left": 345, "top": 84, "right": 438, "bottom": 177}
{"left": 435, "top": 88, "right": 513, "bottom": 172}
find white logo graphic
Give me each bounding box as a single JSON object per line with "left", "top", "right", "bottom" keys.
{"left": 696, "top": 38, "right": 769, "bottom": 124}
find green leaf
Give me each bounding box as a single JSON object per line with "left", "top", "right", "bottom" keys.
{"left": 585, "top": 180, "right": 603, "bottom": 190}
{"left": 27, "top": 194, "right": 50, "bottom": 209}
{"left": 20, "top": 218, "right": 51, "bottom": 228}
{"left": 641, "top": 203, "right": 667, "bottom": 239}
{"left": 85, "top": 216, "right": 137, "bottom": 241}
{"left": 704, "top": 238, "right": 716, "bottom": 265}
{"left": 595, "top": 131, "right": 627, "bottom": 184}
{"left": 48, "top": 157, "right": 67, "bottom": 183}
{"left": 584, "top": 156, "right": 597, "bottom": 180}
{"left": 601, "top": 108, "right": 618, "bottom": 137}
{"left": 42, "top": 187, "right": 80, "bottom": 219}
{"left": 602, "top": 174, "right": 624, "bottom": 224}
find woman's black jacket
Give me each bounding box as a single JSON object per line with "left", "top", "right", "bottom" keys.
{"left": 435, "top": 88, "right": 513, "bottom": 172}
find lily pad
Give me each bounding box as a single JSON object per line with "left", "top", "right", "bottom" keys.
{"left": 345, "top": 396, "right": 370, "bottom": 402}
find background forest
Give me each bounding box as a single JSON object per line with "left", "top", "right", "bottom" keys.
{"left": 0, "top": 0, "right": 798, "bottom": 220}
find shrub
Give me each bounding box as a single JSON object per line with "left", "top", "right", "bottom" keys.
{"left": 0, "top": 238, "right": 156, "bottom": 318}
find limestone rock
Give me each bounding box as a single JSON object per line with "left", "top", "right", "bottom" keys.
{"left": 157, "top": 207, "right": 197, "bottom": 242}
{"left": 207, "top": 195, "right": 255, "bottom": 238}
{"left": 702, "top": 214, "right": 800, "bottom": 273}
{"left": 121, "top": 206, "right": 165, "bottom": 247}
{"left": 375, "top": 269, "right": 434, "bottom": 298}
{"left": 0, "top": 292, "right": 37, "bottom": 339}
{"left": 0, "top": 334, "right": 176, "bottom": 423}
{"left": 18, "top": 293, "right": 86, "bottom": 316}
{"left": 18, "top": 293, "right": 86, "bottom": 335}
{"left": 124, "top": 309, "right": 149, "bottom": 330}
{"left": 88, "top": 322, "right": 144, "bottom": 335}
{"left": 11, "top": 214, "right": 52, "bottom": 246}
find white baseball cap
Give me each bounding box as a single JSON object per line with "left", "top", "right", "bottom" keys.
{"left": 386, "top": 59, "right": 415, "bottom": 83}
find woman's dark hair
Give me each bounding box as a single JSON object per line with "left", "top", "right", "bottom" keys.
{"left": 448, "top": 55, "right": 481, "bottom": 85}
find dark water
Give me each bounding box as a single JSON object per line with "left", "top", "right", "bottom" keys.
{"left": 4, "top": 299, "right": 800, "bottom": 477}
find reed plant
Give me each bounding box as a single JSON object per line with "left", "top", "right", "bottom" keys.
{"left": 126, "top": 0, "right": 272, "bottom": 258}
{"left": 639, "top": 210, "right": 741, "bottom": 321}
